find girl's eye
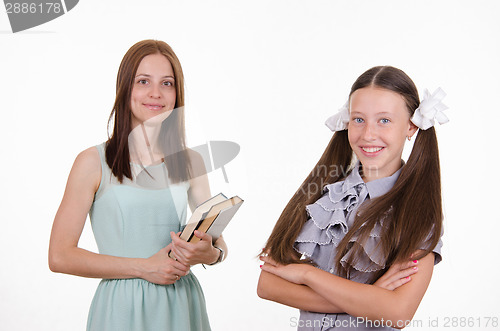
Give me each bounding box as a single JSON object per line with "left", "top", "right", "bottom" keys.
{"left": 163, "top": 81, "right": 173, "bottom": 86}
{"left": 380, "top": 118, "right": 390, "bottom": 124}
{"left": 353, "top": 118, "right": 364, "bottom": 124}
{"left": 137, "top": 79, "right": 148, "bottom": 85}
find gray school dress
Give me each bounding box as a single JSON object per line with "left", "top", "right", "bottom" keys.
{"left": 294, "top": 162, "right": 442, "bottom": 331}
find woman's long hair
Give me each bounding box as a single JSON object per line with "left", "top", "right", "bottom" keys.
{"left": 263, "top": 66, "right": 442, "bottom": 283}
{"left": 105, "top": 39, "right": 191, "bottom": 183}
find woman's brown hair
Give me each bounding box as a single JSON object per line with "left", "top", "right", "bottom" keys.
{"left": 106, "top": 39, "right": 190, "bottom": 183}
{"left": 263, "top": 66, "right": 442, "bottom": 283}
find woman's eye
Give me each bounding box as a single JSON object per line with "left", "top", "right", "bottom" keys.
{"left": 137, "top": 79, "right": 148, "bottom": 85}
{"left": 353, "top": 118, "right": 364, "bottom": 124}
{"left": 380, "top": 118, "right": 390, "bottom": 124}
{"left": 162, "top": 81, "right": 173, "bottom": 86}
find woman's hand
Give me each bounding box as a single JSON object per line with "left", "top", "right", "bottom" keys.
{"left": 169, "top": 231, "right": 220, "bottom": 266}
{"left": 139, "top": 244, "right": 191, "bottom": 285}
{"left": 374, "top": 259, "right": 419, "bottom": 290}
{"left": 259, "top": 255, "right": 315, "bottom": 285}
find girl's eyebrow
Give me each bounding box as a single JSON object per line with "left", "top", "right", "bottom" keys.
{"left": 135, "top": 73, "right": 175, "bottom": 79}
{"left": 350, "top": 111, "right": 394, "bottom": 116}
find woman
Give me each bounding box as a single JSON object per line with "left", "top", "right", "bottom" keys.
{"left": 49, "top": 39, "right": 225, "bottom": 330}
{"left": 258, "top": 66, "right": 445, "bottom": 330}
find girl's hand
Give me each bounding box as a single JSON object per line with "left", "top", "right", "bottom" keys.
{"left": 169, "top": 231, "right": 220, "bottom": 266}
{"left": 259, "top": 254, "right": 315, "bottom": 285}
{"left": 140, "top": 244, "right": 190, "bottom": 285}
{"left": 373, "top": 259, "right": 419, "bottom": 290}
{"left": 260, "top": 254, "right": 419, "bottom": 291}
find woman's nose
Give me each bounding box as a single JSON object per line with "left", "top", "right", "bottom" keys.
{"left": 149, "top": 84, "right": 161, "bottom": 98}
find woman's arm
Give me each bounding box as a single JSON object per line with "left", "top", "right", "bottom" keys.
{"left": 188, "top": 148, "right": 228, "bottom": 260}
{"left": 48, "top": 147, "right": 190, "bottom": 285}
{"left": 169, "top": 148, "right": 224, "bottom": 266}
{"left": 261, "top": 252, "right": 434, "bottom": 328}
{"left": 257, "top": 257, "right": 419, "bottom": 314}
{"left": 186, "top": 148, "right": 211, "bottom": 212}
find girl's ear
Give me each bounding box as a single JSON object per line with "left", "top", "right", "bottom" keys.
{"left": 407, "top": 121, "right": 418, "bottom": 139}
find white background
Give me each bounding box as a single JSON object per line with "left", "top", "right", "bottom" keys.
{"left": 1, "top": 1, "right": 499, "bottom": 330}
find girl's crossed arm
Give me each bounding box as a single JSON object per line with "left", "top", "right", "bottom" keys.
{"left": 257, "top": 256, "right": 421, "bottom": 314}
{"left": 260, "top": 252, "right": 434, "bottom": 328}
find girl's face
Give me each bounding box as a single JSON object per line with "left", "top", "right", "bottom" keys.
{"left": 348, "top": 86, "right": 417, "bottom": 182}
{"left": 130, "top": 53, "right": 176, "bottom": 128}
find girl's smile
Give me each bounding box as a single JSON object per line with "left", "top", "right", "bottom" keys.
{"left": 360, "top": 146, "right": 385, "bottom": 156}
{"left": 348, "top": 87, "right": 417, "bottom": 182}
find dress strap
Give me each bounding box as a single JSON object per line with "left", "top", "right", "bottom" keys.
{"left": 94, "top": 142, "right": 113, "bottom": 201}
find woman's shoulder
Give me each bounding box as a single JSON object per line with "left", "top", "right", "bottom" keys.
{"left": 185, "top": 147, "right": 207, "bottom": 178}
{"left": 69, "top": 146, "right": 102, "bottom": 190}
{"left": 76, "top": 145, "right": 101, "bottom": 167}
{"left": 185, "top": 147, "right": 203, "bottom": 161}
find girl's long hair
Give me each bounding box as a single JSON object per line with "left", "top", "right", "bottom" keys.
{"left": 263, "top": 66, "right": 442, "bottom": 283}
{"left": 105, "top": 39, "right": 190, "bottom": 183}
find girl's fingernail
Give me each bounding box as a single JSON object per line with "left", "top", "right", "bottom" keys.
{"left": 259, "top": 265, "right": 263, "bottom": 268}
{"left": 413, "top": 260, "right": 418, "bottom": 264}
{"left": 413, "top": 266, "right": 418, "bottom": 270}
{"left": 406, "top": 276, "right": 411, "bottom": 280}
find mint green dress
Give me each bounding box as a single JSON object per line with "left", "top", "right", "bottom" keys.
{"left": 86, "top": 143, "right": 211, "bottom": 331}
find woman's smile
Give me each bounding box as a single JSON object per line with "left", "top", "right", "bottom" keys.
{"left": 130, "top": 53, "right": 177, "bottom": 128}
{"left": 143, "top": 103, "right": 165, "bottom": 111}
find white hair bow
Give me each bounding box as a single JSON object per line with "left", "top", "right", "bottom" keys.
{"left": 411, "top": 88, "right": 449, "bottom": 130}
{"left": 325, "top": 101, "right": 350, "bottom": 131}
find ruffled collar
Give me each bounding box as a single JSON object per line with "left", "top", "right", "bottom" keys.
{"left": 294, "top": 161, "right": 403, "bottom": 277}
{"left": 342, "top": 161, "right": 402, "bottom": 199}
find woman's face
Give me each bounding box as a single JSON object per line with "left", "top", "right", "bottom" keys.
{"left": 348, "top": 86, "right": 417, "bottom": 182}
{"left": 130, "top": 53, "right": 176, "bottom": 128}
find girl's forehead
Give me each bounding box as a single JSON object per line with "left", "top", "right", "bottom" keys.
{"left": 350, "top": 87, "right": 406, "bottom": 114}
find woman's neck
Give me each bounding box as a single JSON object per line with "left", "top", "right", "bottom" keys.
{"left": 128, "top": 122, "right": 165, "bottom": 165}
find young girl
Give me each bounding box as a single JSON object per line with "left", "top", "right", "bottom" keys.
{"left": 258, "top": 66, "right": 447, "bottom": 330}
{"left": 49, "top": 40, "right": 226, "bottom": 330}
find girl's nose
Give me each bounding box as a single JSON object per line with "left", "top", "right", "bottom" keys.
{"left": 362, "top": 122, "right": 377, "bottom": 141}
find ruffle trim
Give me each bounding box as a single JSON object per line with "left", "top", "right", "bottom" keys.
{"left": 294, "top": 180, "right": 386, "bottom": 273}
